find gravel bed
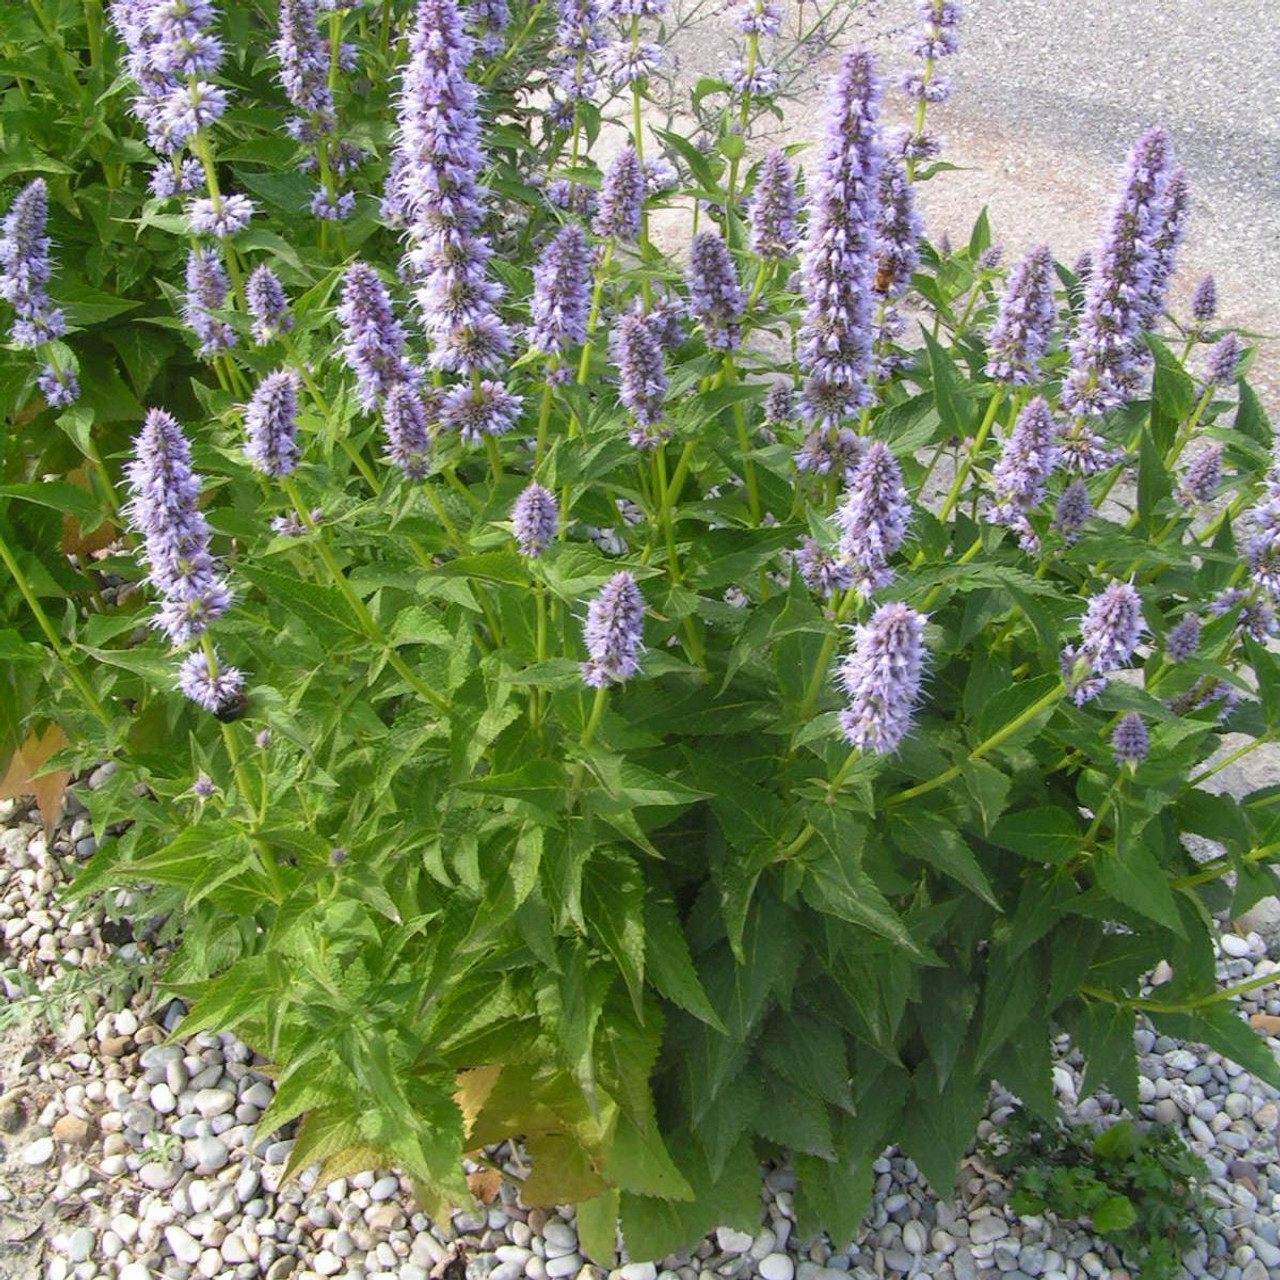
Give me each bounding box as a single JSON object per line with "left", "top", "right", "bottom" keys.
{"left": 2, "top": 782, "right": 1280, "bottom": 1280}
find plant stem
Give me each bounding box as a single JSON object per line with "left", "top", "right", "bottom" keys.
{"left": 937, "top": 385, "right": 1002, "bottom": 524}
{"left": 798, "top": 586, "right": 858, "bottom": 722}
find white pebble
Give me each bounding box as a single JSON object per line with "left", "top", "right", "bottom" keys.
{"left": 716, "top": 1229, "right": 754, "bottom": 1255}
{"left": 22, "top": 1137, "right": 54, "bottom": 1166}
{"left": 759, "top": 1255, "right": 795, "bottom": 1280}
{"left": 1220, "top": 934, "right": 1252, "bottom": 958}
{"left": 164, "top": 1224, "right": 202, "bottom": 1265}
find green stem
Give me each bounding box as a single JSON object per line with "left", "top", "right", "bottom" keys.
{"left": 885, "top": 683, "right": 1065, "bottom": 808}
{"left": 798, "top": 587, "right": 859, "bottom": 722}
{"left": 0, "top": 530, "right": 110, "bottom": 726}
{"left": 1189, "top": 734, "right": 1273, "bottom": 789}
{"left": 724, "top": 355, "right": 761, "bottom": 525}
{"left": 937, "top": 386, "right": 1002, "bottom": 524}
{"left": 480, "top": 0, "right": 546, "bottom": 83}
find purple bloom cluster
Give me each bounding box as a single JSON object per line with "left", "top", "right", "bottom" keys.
{"left": 438, "top": 380, "right": 522, "bottom": 444}
{"left": 1209, "top": 587, "right": 1276, "bottom": 642}
{"left": 899, "top": 0, "right": 960, "bottom": 157}
{"left": 528, "top": 224, "right": 592, "bottom": 356}
{"left": 187, "top": 192, "right": 254, "bottom": 239}
{"left": 246, "top": 264, "right": 293, "bottom": 344}
{"left": 1164, "top": 613, "right": 1200, "bottom": 662}
{"left": 1062, "top": 581, "right": 1144, "bottom": 703}
{"left": 311, "top": 189, "right": 355, "bottom": 221}
{"left": 336, "top": 263, "right": 416, "bottom": 409}
{"left": 582, "top": 570, "right": 645, "bottom": 687}
{"left": 1051, "top": 478, "right": 1092, "bottom": 543}
{"left": 381, "top": 383, "right": 434, "bottom": 478}
{"left": 1061, "top": 127, "right": 1175, "bottom": 416}
{"left": 0, "top": 180, "right": 67, "bottom": 349}
{"left": 512, "top": 482, "right": 560, "bottom": 556}
{"left": 763, "top": 382, "right": 795, "bottom": 425}
{"left": 613, "top": 313, "right": 668, "bottom": 446}
{"left": 749, "top": 150, "right": 799, "bottom": 261}
{"left": 184, "top": 247, "right": 236, "bottom": 358}
{"left": 795, "top": 537, "right": 855, "bottom": 596}
{"left": 836, "top": 440, "right": 910, "bottom": 594}
{"left": 125, "top": 408, "right": 232, "bottom": 649}
{"left": 275, "top": 0, "right": 333, "bottom": 121}
{"left": 1176, "top": 444, "right": 1222, "bottom": 508}
{"left": 177, "top": 648, "right": 245, "bottom": 714}
{"left": 1141, "top": 167, "right": 1189, "bottom": 328}
{"left": 735, "top": 0, "right": 782, "bottom": 35}
{"left": 1111, "top": 712, "right": 1148, "bottom": 766}
{"left": 550, "top": 0, "right": 606, "bottom": 114}
{"left": 149, "top": 158, "right": 205, "bottom": 198}
{"left": 726, "top": 58, "right": 779, "bottom": 97}
{"left": 837, "top": 601, "right": 927, "bottom": 754}
{"left": 985, "top": 244, "right": 1057, "bottom": 384}
{"left": 244, "top": 368, "right": 302, "bottom": 477}
{"left": 795, "top": 427, "right": 862, "bottom": 481}
{"left": 987, "top": 396, "right": 1058, "bottom": 550}
{"left": 397, "top": 0, "right": 512, "bottom": 376}
{"left": 686, "top": 233, "right": 745, "bottom": 352}
{"left": 798, "top": 50, "right": 885, "bottom": 426}
{"left": 1205, "top": 333, "right": 1242, "bottom": 387}
{"left": 110, "top": 0, "right": 229, "bottom": 152}
{"left": 1190, "top": 274, "right": 1217, "bottom": 326}
{"left": 594, "top": 146, "right": 646, "bottom": 242}
{"left": 1056, "top": 418, "right": 1118, "bottom": 476}
{"left": 603, "top": 39, "right": 661, "bottom": 88}
{"left": 468, "top": 0, "right": 511, "bottom": 55}
{"left": 873, "top": 161, "right": 921, "bottom": 302}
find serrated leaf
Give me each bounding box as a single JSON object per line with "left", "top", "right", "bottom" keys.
{"left": 988, "top": 807, "right": 1080, "bottom": 865}
{"left": 644, "top": 893, "right": 725, "bottom": 1032}
{"left": 891, "top": 810, "right": 999, "bottom": 908}
{"left": 584, "top": 849, "right": 646, "bottom": 1018}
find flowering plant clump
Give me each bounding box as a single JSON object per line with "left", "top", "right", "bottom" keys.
{"left": 3, "top": 0, "right": 1280, "bottom": 1261}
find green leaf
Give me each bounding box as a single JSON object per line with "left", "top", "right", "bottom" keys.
{"left": 1150, "top": 1005, "right": 1280, "bottom": 1092}
{"left": 1091, "top": 1195, "right": 1138, "bottom": 1234}
{"left": 238, "top": 563, "right": 363, "bottom": 639}
{"left": 1136, "top": 426, "right": 1172, "bottom": 531}
{"left": 604, "top": 1110, "right": 695, "bottom": 1200}
{"left": 1094, "top": 827, "right": 1182, "bottom": 932}
{"left": 961, "top": 759, "right": 1012, "bottom": 834}
{"left": 584, "top": 849, "right": 646, "bottom": 1018}
{"left": 644, "top": 893, "right": 725, "bottom": 1032}
{"left": 1075, "top": 1001, "right": 1140, "bottom": 1114}
{"left": 975, "top": 673, "right": 1061, "bottom": 748}
{"left": 761, "top": 1009, "right": 853, "bottom": 1111}
{"left": 988, "top": 807, "right": 1080, "bottom": 865}
{"left": 898, "top": 1060, "right": 987, "bottom": 1196}
{"left": 753, "top": 1072, "right": 834, "bottom": 1157}
{"left": 576, "top": 1190, "right": 619, "bottom": 1266}
{"left": 921, "top": 327, "right": 976, "bottom": 438}
{"left": 0, "top": 481, "right": 102, "bottom": 524}
{"left": 891, "top": 810, "right": 1000, "bottom": 909}
{"left": 459, "top": 760, "right": 567, "bottom": 820}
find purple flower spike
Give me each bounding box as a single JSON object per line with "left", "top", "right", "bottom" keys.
{"left": 1191, "top": 274, "right": 1216, "bottom": 325}
{"left": 187, "top": 193, "right": 254, "bottom": 239}
{"left": 795, "top": 428, "right": 862, "bottom": 481}
{"left": 602, "top": 40, "right": 661, "bottom": 86}
{"left": 438, "top": 379, "right": 523, "bottom": 444}
{"left": 1061, "top": 127, "right": 1174, "bottom": 416}
{"left": 244, "top": 368, "right": 302, "bottom": 477}
{"left": 763, "top": 383, "right": 794, "bottom": 425}
{"left": 177, "top": 648, "right": 246, "bottom": 714}
{"left": 1142, "top": 167, "right": 1189, "bottom": 327}
{"left": 1051, "top": 479, "right": 1092, "bottom": 543}
{"left": 873, "top": 161, "right": 922, "bottom": 302}
{"left": 1210, "top": 587, "right": 1276, "bottom": 641}
{"left": 528, "top": 224, "right": 592, "bottom": 355}
{"left": 381, "top": 383, "right": 434, "bottom": 479}
{"left": 184, "top": 247, "right": 236, "bottom": 358}
{"left": 512, "top": 482, "right": 559, "bottom": 556}
{"left": 836, "top": 440, "right": 910, "bottom": 594}
{"left": 246, "top": 264, "right": 293, "bottom": 344}
{"left": 750, "top": 150, "right": 799, "bottom": 261}
{"left": 276, "top": 0, "right": 334, "bottom": 117}
{"left": 336, "top": 263, "right": 414, "bottom": 409}
{"left": 582, "top": 570, "right": 645, "bottom": 687}
{"left": 796, "top": 538, "right": 855, "bottom": 597}
{"left": 0, "top": 178, "right": 67, "bottom": 348}
{"left": 837, "top": 601, "right": 927, "bottom": 755}
{"left": 1165, "top": 614, "right": 1200, "bottom": 662}
{"left": 124, "top": 407, "right": 231, "bottom": 646}
{"left": 985, "top": 244, "right": 1057, "bottom": 384}
{"left": 686, "top": 232, "right": 745, "bottom": 352}
{"left": 311, "top": 188, "right": 355, "bottom": 221}
{"left": 1080, "top": 581, "right": 1144, "bottom": 672}
{"left": 988, "top": 397, "right": 1058, "bottom": 538}
{"left": 1205, "top": 333, "right": 1242, "bottom": 387}
{"left": 613, "top": 312, "right": 667, "bottom": 431}
{"left": 593, "top": 146, "right": 646, "bottom": 243}
{"left": 150, "top": 158, "right": 206, "bottom": 198}
{"left": 1111, "top": 713, "right": 1148, "bottom": 766}
{"left": 1176, "top": 445, "right": 1222, "bottom": 508}
{"left": 798, "top": 50, "right": 884, "bottom": 426}
{"left": 398, "top": 0, "right": 512, "bottom": 376}
{"left": 1060, "top": 643, "right": 1107, "bottom": 706}
{"left": 38, "top": 365, "right": 80, "bottom": 408}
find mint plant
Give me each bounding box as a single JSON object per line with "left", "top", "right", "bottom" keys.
{"left": 2, "top": 0, "right": 1279, "bottom": 1264}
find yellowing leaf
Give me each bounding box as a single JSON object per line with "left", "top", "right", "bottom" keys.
{"left": 0, "top": 724, "right": 70, "bottom": 841}
{"left": 522, "top": 1131, "right": 609, "bottom": 1206}
{"left": 466, "top": 1168, "right": 503, "bottom": 1205}
{"left": 455, "top": 1065, "right": 502, "bottom": 1140}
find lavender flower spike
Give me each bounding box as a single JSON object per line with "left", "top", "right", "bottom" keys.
{"left": 836, "top": 440, "right": 911, "bottom": 594}
{"left": 177, "top": 648, "right": 246, "bottom": 714}
{"left": 124, "top": 407, "right": 231, "bottom": 646}
{"left": 1176, "top": 444, "right": 1222, "bottom": 509}
{"left": 798, "top": 50, "right": 885, "bottom": 426}
{"left": 686, "top": 232, "right": 745, "bottom": 352}
{"left": 336, "top": 263, "right": 414, "bottom": 409}
{"left": 1164, "top": 613, "right": 1200, "bottom": 662}
{"left": 613, "top": 312, "right": 667, "bottom": 444}
{"left": 246, "top": 264, "right": 293, "bottom": 344}
{"left": 582, "top": 570, "right": 645, "bottom": 687}
{"left": 1111, "top": 713, "right": 1148, "bottom": 766}
{"left": 1061, "top": 127, "right": 1173, "bottom": 416}
{"left": 750, "top": 150, "right": 799, "bottom": 261}
{"left": 275, "top": 0, "right": 334, "bottom": 119}
{"left": 838, "top": 601, "right": 927, "bottom": 754}
{"left": 381, "top": 383, "right": 434, "bottom": 479}
{"left": 1205, "top": 333, "right": 1242, "bottom": 387}
{"left": 987, "top": 397, "right": 1058, "bottom": 547}
{"left": 397, "top": 0, "right": 512, "bottom": 375}
{"left": 1080, "top": 581, "right": 1144, "bottom": 672}
{"left": 512, "top": 482, "right": 559, "bottom": 557}
{"left": 593, "top": 145, "right": 646, "bottom": 243}
{"left": 0, "top": 179, "right": 67, "bottom": 348}
{"left": 1141, "top": 167, "right": 1189, "bottom": 327}
{"left": 244, "top": 369, "right": 302, "bottom": 477}
{"left": 873, "top": 161, "right": 922, "bottom": 302}
{"left": 183, "top": 247, "right": 236, "bottom": 358}
{"left": 528, "top": 224, "right": 592, "bottom": 356}
{"left": 985, "top": 244, "right": 1057, "bottom": 384}
{"left": 1051, "top": 478, "right": 1092, "bottom": 543}
{"left": 1190, "top": 275, "right": 1216, "bottom": 325}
